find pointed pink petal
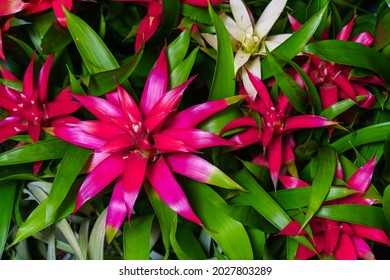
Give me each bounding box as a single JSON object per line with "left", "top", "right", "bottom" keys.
{"left": 166, "top": 95, "right": 245, "bottom": 129}
{"left": 23, "top": 0, "right": 51, "bottom": 15}
{"left": 220, "top": 116, "right": 258, "bottom": 136}
{"left": 152, "top": 133, "right": 198, "bottom": 154}
{"left": 117, "top": 86, "right": 142, "bottom": 124}
{"left": 144, "top": 76, "right": 195, "bottom": 133}
{"left": 352, "top": 83, "right": 376, "bottom": 109}
{"left": 252, "top": 153, "right": 269, "bottom": 167}
{"left": 279, "top": 176, "right": 310, "bottom": 189}
{"left": 166, "top": 152, "right": 243, "bottom": 190}
{"left": 52, "top": 0, "right": 72, "bottom": 28}
{"left": 285, "top": 115, "right": 337, "bottom": 132}
{"left": 319, "top": 83, "right": 339, "bottom": 109}
{"left": 352, "top": 32, "right": 374, "bottom": 46}
{"left": 106, "top": 177, "right": 127, "bottom": 244}
{"left": 282, "top": 136, "right": 295, "bottom": 165}
{"left": 81, "top": 152, "right": 110, "bottom": 174}
{"left": 146, "top": 156, "right": 202, "bottom": 225}
{"left": 160, "top": 128, "right": 233, "bottom": 149}
{"left": 23, "top": 54, "right": 35, "bottom": 99}
{"left": 38, "top": 54, "right": 54, "bottom": 104}
{"left": 247, "top": 69, "right": 273, "bottom": 108}
{"left": 288, "top": 15, "right": 302, "bottom": 32}
{"left": 135, "top": 13, "right": 162, "bottom": 51}
{"left": 0, "top": 30, "right": 5, "bottom": 61}
{"left": 336, "top": 16, "right": 356, "bottom": 41}
{"left": 268, "top": 135, "right": 283, "bottom": 188}
{"left": 324, "top": 219, "right": 341, "bottom": 256}
{"left": 0, "top": 0, "right": 30, "bottom": 16}
{"left": 350, "top": 224, "right": 390, "bottom": 246}
{"left": 350, "top": 75, "right": 385, "bottom": 87}
{"left": 74, "top": 152, "right": 126, "bottom": 212}
{"left": 44, "top": 100, "right": 81, "bottom": 119}
{"left": 28, "top": 124, "right": 41, "bottom": 142}
{"left": 347, "top": 156, "right": 376, "bottom": 193}
{"left": 296, "top": 234, "right": 324, "bottom": 260}
{"left": 0, "top": 96, "right": 18, "bottom": 112}
{"left": 352, "top": 236, "right": 375, "bottom": 260}
{"left": 33, "top": 161, "right": 43, "bottom": 175}
{"left": 333, "top": 73, "right": 356, "bottom": 101}
{"left": 140, "top": 47, "right": 168, "bottom": 116}
{"left": 98, "top": 133, "right": 134, "bottom": 153}
{"left": 122, "top": 153, "right": 148, "bottom": 216}
{"left": 333, "top": 232, "right": 357, "bottom": 260}
{"left": 261, "top": 125, "right": 274, "bottom": 149}
{"left": 0, "top": 119, "right": 28, "bottom": 142}
{"left": 68, "top": 120, "right": 124, "bottom": 140}
{"left": 72, "top": 94, "right": 123, "bottom": 122}
{"left": 278, "top": 220, "right": 305, "bottom": 236}
{"left": 230, "top": 127, "right": 262, "bottom": 150}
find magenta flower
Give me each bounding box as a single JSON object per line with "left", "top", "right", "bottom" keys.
{"left": 23, "top": 0, "right": 73, "bottom": 28}
{"left": 278, "top": 157, "right": 390, "bottom": 260}
{"left": 114, "top": 0, "right": 226, "bottom": 51}
{"left": 46, "top": 47, "right": 244, "bottom": 242}
{"left": 289, "top": 16, "right": 384, "bottom": 110}
{"left": 221, "top": 71, "right": 339, "bottom": 188}
{"left": 0, "top": 54, "right": 81, "bottom": 144}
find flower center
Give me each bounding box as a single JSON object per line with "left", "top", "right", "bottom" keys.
{"left": 264, "top": 107, "right": 285, "bottom": 134}
{"left": 127, "top": 122, "right": 158, "bottom": 162}
{"left": 241, "top": 34, "right": 261, "bottom": 54}
{"left": 13, "top": 96, "right": 43, "bottom": 126}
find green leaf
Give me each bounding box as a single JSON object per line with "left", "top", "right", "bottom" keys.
{"left": 183, "top": 180, "right": 253, "bottom": 260}
{"left": 383, "top": 185, "right": 390, "bottom": 224}
{"left": 123, "top": 215, "right": 155, "bottom": 260}
{"left": 316, "top": 204, "right": 390, "bottom": 232}
{"left": 320, "top": 96, "right": 366, "bottom": 120}
{"left": 167, "top": 27, "right": 192, "bottom": 71}
{"left": 41, "top": 22, "right": 72, "bottom": 54}
{"left": 0, "top": 138, "right": 70, "bottom": 166}
{"left": 46, "top": 145, "right": 91, "bottom": 223}
{"left": 266, "top": 49, "right": 308, "bottom": 114}
{"left": 262, "top": 4, "right": 328, "bottom": 79}
{"left": 0, "top": 181, "right": 16, "bottom": 257}
{"left": 64, "top": 8, "right": 119, "bottom": 74}
{"left": 27, "top": 12, "right": 54, "bottom": 53}
{"left": 302, "top": 147, "right": 336, "bottom": 229}
{"left": 382, "top": 130, "right": 390, "bottom": 183}
{"left": 304, "top": 40, "right": 390, "bottom": 83}
{"left": 373, "top": 11, "right": 390, "bottom": 50}
{"left": 208, "top": 4, "right": 235, "bottom": 100}
{"left": 170, "top": 47, "right": 199, "bottom": 88}
{"left": 88, "top": 48, "right": 143, "bottom": 97}
{"left": 144, "top": 181, "right": 176, "bottom": 260}
{"left": 306, "top": 0, "right": 329, "bottom": 38}
{"left": 331, "top": 122, "right": 390, "bottom": 153}
{"left": 87, "top": 208, "right": 108, "bottom": 260}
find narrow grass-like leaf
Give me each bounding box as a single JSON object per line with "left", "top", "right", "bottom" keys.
{"left": 0, "top": 181, "right": 16, "bottom": 257}
{"left": 307, "top": 0, "right": 328, "bottom": 38}
{"left": 382, "top": 130, "right": 390, "bottom": 183}
{"left": 144, "top": 181, "right": 176, "bottom": 260}
{"left": 320, "top": 96, "right": 365, "bottom": 120}
{"left": 0, "top": 138, "right": 70, "bottom": 166}
{"left": 247, "top": 227, "right": 266, "bottom": 260}
{"left": 64, "top": 9, "right": 119, "bottom": 74}
{"left": 41, "top": 22, "right": 72, "bottom": 54}
{"left": 304, "top": 40, "right": 390, "bottom": 83}
{"left": 383, "top": 185, "right": 390, "bottom": 224}
{"left": 88, "top": 49, "right": 143, "bottom": 96}
{"left": 56, "top": 219, "right": 85, "bottom": 260}
{"left": 183, "top": 179, "right": 253, "bottom": 260}
{"left": 87, "top": 208, "right": 108, "bottom": 260}
{"left": 316, "top": 205, "right": 390, "bottom": 232}
{"left": 46, "top": 145, "right": 91, "bottom": 223}
{"left": 170, "top": 220, "right": 207, "bottom": 260}
{"left": 302, "top": 147, "right": 336, "bottom": 229}
{"left": 266, "top": 49, "right": 308, "bottom": 114}
{"left": 262, "top": 4, "right": 328, "bottom": 79}
{"left": 208, "top": 4, "right": 235, "bottom": 100}
{"left": 331, "top": 122, "right": 390, "bottom": 153}
{"left": 170, "top": 47, "right": 199, "bottom": 88}
{"left": 123, "top": 215, "right": 155, "bottom": 260}
{"left": 167, "top": 27, "right": 192, "bottom": 71}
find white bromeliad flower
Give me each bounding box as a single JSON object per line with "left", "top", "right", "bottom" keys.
{"left": 202, "top": 0, "right": 290, "bottom": 100}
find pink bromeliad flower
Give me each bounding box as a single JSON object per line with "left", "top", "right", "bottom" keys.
{"left": 289, "top": 15, "right": 384, "bottom": 110}
{"left": 114, "top": 0, "right": 226, "bottom": 51}
{"left": 221, "top": 71, "right": 340, "bottom": 188}
{"left": 278, "top": 157, "right": 390, "bottom": 260}
{"left": 46, "top": 47, "right": 244, "bottom": 242}
{"left": 0, "top": 54, "right": 81, "bottom": 143}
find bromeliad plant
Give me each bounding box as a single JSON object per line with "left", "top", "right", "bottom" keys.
{"left": 0, "top": 0, "right": 390, "bottom": 260}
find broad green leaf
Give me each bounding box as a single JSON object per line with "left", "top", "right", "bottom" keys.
{"left": 373, "top": 11, "right": 390, "bottom": 50}
{"left": 247, "top": 227, "right": 266, "bottom": 260}
{"left": 64, "top": 9, "right": 119, "bottom": 74}
{"left": 144, "top": 181, "right": 176, "bottom": 260}
{"left": 331, "top": 122, "right": 390, "bottom": 153}
{"left": 262, "top": 4, "right": 328, "bottom": 79}
{"left": 27, "top": 12, "right": 54, "bottom": 53}
{"left": 88, "top": 48, "right": 143, "bottom": 97}
{"left": 41, "top": 22, "right": 72, "bottom": 54}
{"left": 167, "top": 27, "right": 192, "bottom": 71}
{"left": 208, "top": 4, "right": 235, "bottom": 100}
{"left": 0, "top": 181, "right": 16, "bottom": 257}
{"left": 0, "top": 165, "right": 40, "bottom": 182}
{"left": 316, "top": 205, "right": 390, "bottom": 232}
{"left": 230, "top": 168, "right": 314, "bottom": 251}
{"left": 302, "top": 147, "right": 336, "bottom": 229}
{"left": 6, "top": 35, "right": 36, "bottom": 59}
{"left": 0, "top": 78, "right": 22, "bottom": 92}
{"left": 266, "top": 49, "right": 308, "bottom": 114}
{"left": 67, "top": 66, "right": 86, "bottom": 94}
{"left": 170, "top": 47, "right": 199, "bottom": 88}
{"left": 0, "top": 138, "right": 70, "bottom": 166}
{"left": 383, "top": 131, "right": 390, "bottom": 183}
{"left": 170, "top": 220, "right": 207, "bottom": 260}
{"left": 123, "top": 215, "right": 155, "bottom": 260}
{"left": 181, "top": 4, "right": 212, "bottom": 25}
{"left": 183, "top": 180, "right": 253, "bottom": 260}
{"left": 383, "top": 185, "right": 390, "bottom": 224}
{"left": 87, "top": 208, "right": 107, "bottom": 260}
{"left": 320, "top": 96, "right": 366, "bottom": 120}
{"left": 307, "top": 0, "right": 329, "bottom": 38}
{"left": 46, "top": 145, "right": 91, "bottom": 223}
{"left": 304, "top": 40, "right": 390, "bottom": 83}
